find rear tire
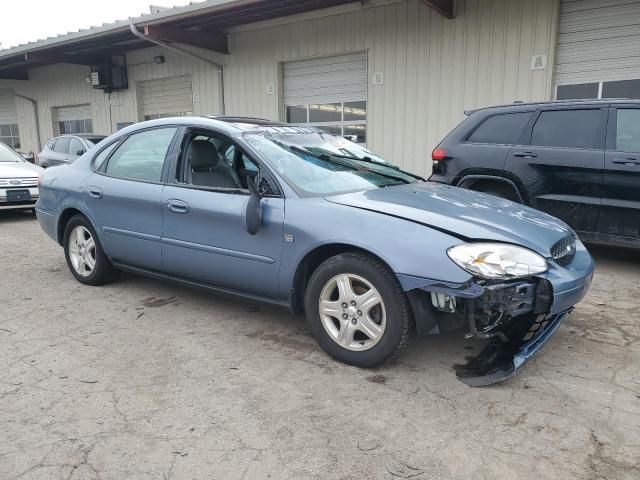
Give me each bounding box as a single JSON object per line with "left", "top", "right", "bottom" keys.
{"left": 63, "top": 214, "right": 119, "bottom": 286}
{"left": 304, "top": 252, "right": 411, "bottom": 367}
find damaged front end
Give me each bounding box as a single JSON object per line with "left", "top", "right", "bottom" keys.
{"left": 405, "top": 276, "right": 569, "bottom": 386}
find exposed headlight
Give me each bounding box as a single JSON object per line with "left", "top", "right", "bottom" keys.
{"left": 447, "top": 243, "right": 548, "bottom": 279}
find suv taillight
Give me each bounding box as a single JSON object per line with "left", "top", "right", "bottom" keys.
{"left": 432, "top": 148, "right": 448, "bottom": 161}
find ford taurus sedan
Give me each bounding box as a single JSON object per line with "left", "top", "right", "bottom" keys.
{"left": 0, "top": 142, "right": 42, "bottom": 211}
{"left": 35, "top": 117, "right": 595, "bottom": 385}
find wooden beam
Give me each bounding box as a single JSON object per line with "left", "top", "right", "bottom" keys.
{"left": 420, "top": 0, "right": 454, "bottom": 18}
{"left": 24, "top": 51, "right": 105, "bottom": 66}
{"left": 143, "top": 24, "right": 228, "bottom": 54}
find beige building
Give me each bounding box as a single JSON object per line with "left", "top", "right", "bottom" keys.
{"left": 0, "top": 0, "right": 639, "bottom": 175}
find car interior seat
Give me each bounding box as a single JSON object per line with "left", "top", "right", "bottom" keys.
{"left": 187, "top": 140, "right": 241, "bottom": 188}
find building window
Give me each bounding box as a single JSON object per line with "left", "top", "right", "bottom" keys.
{"left": 286, "top": 101, "right": 367, "bottom": 145}
{"left": 59, "top": 119, "right": 93, "bottom": 135}
{"left": 0, "top": 124, "right": 20, "bottom": 149}
{"left": 144, "top": 112, "right": 193, "bottom": 121}
{"left": 556, "top": 79, "right": 640, "bottom": 100}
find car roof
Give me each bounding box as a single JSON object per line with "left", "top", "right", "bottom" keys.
{"left": 465, "top": 98, "right": 640, "bottom": 116}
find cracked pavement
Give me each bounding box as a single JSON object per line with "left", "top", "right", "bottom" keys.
{"left": 1, "top": 211, "right": 639, "bottom": 479}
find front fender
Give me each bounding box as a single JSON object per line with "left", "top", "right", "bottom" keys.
{"left": 278, "top": 198, "right": 473, "bottom": 298}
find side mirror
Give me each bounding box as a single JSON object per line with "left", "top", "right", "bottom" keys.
{"left": 76, "top": 149, "right": 85, "bottom": 156}
{"left": 244, "top": 177, "right": 263, "bottom": 235}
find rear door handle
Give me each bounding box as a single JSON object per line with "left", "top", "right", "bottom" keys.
{"left": 613, "top": 158, "right": 640, "bottom": 166}
{"left": 88, "top": 187, "right": 103, "bottom": 199}
{"left": 166, "top": 199, "right": 189, "bottom": 214}
{"left": 513, "top": 152, "right": 538, "bottom": 158}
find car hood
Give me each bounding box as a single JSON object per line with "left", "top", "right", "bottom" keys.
{"left": 325, "top": 182, "right": 572, "bottom": 256}
{"left": 0, "top": 162, "right": 42, "bottom": 178}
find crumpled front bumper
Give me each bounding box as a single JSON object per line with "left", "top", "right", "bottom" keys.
{"left": 454, "top": 309, "right": 571, "bottom": 386}
{"left": 398, "top": 239, "right": 595, "bottom": 386}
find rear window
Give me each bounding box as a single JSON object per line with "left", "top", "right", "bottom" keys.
{"left": 467, "top": 112, "right": 531, "bottom": 145}
{"left": 85, "top": 137, "right": 106, "bottom": 145}
{"left": 531, "top": 109, "right": 603, "bottom": 149}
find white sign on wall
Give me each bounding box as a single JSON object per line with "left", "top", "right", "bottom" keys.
{"left": 530, "top": 54, "right": 547, "bottom": 71}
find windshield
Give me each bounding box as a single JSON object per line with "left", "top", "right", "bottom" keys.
{"left": 244, "top": 130, "right": 420, "bottom": 196}
{"left": 0, "top": 143, "right": 24, "bottom": 163}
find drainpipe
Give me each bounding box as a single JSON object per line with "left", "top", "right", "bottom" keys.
{"left": 14, "top": 93, "right": 41, "bottom": 152}
{"left": 129, "top": 24, "right": 226, "bottom": 115}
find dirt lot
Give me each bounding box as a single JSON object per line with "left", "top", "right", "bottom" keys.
{"left": 1, "top": 210, "right": 639, "bottom": 480}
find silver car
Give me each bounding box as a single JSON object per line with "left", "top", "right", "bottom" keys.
{"left": 37, "top": 134, "right": 106, "bottom": 169}
{"left": 0, "top": 142, "right": 43, "bottom": 211}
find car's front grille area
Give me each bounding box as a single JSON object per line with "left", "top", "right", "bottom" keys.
{"left": 0, "top": 177, "right": 38, "bottom": 188}
{"left": 551, "top": 234, "right": 577, "bottom": 267}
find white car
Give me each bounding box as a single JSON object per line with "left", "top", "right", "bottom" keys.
{"left": 0, "top": 142, "right": 43, "bottom": 211}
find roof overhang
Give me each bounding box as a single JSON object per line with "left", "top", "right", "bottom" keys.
{"left": 0, "top": 0, "right": 455, "bottom": 80}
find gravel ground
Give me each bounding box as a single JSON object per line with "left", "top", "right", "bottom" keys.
{"left": 1, "top": 210, "right": 639, "bottom": 480}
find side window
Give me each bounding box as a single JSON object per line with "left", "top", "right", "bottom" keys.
{"left": 615, "top": 109, "right": 640, "bottom": 153}
{"left": 69, "top": 138, "right": 85, "bottom": 156}
{"left": 182, "top": 133, "right": 243, "bottom": 189}
{"left": 53, "top": 138, "right": 70, "bottom": 154}
{"left": 531, "top": 109, "right": 603, "bottom": 149}
{"left": 93, "top": 142, "right": 120, "bottom": 171}
{"left": 105, "top": 127, "right": 177, "bottom": 182}
{"left": 467, "top": 112, "right": 531, "bottom": 145}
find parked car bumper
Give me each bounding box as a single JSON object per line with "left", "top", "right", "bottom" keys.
{"left": 0, "top": 187, "right": 39, "bottom": 210}
{"left": 35, "top": 207, "right": 58, "bottom": 242}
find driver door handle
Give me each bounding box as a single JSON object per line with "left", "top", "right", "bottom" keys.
{"left": 166, "top": 199, "right": 189, "bottom": 214}
{"left": 613, "top": 158, "right": 640, "bottom": 166}
{"left": 513, "top": 151, "right": 538, "bottom": 158}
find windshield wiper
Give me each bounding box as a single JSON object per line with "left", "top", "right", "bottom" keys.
{"left": 287, "top": 145, "right": 415, "bottom": 185}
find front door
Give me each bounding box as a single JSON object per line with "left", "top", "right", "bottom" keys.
{"left": 161, "top": 129, "right": 284, "bottom": 298}
{"left": 85, "top": 126, "right": 179, "bottom": 271}
{"left": 600, "top": 106, "right": 640, "bottom": 241}
{"left": 504, "top": 106, "right": 606, "bottom": 233}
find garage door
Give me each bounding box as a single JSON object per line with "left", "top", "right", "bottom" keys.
{"left": 140, "top": 76, "right": 193, "bottom": 120}
{"left": 55, "top": 104, "right": 93, "bottom": 135}
{"left": 0, "top": 89, "right": 20, "bottom": 149}
{"left": 283, "top": 53, "right": 368, "bottom": 144}
{"left": 555, "top": 0, "right": 640, "bottom": 99}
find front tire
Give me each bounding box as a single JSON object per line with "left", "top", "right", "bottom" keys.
{"left": 63, "top": 215, "right": 119, "bottom": 285}
{"left": 304, "top": 252, "right": 411, "bottom": 367}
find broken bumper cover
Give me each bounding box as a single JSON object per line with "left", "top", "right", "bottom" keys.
{"left": 454, "top": 309, "right": 571, "bottom": 386}
{"left": 397, "top": 240, "right": 595, "bottom": 386}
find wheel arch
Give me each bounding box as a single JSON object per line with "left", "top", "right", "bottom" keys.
{"left": 289, "top": 243, "right": 397, "bottom": 314}
{"left": 57, "top": 207, "right": 94, "bottom": 246}
{"left": 456, "top": 174, "right": 526, "bottom": 203}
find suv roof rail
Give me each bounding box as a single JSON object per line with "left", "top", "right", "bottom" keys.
{"left": 464, "top": 97, "right": 634, "bottom": 116}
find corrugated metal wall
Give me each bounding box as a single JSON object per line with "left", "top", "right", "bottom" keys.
{"left": 555, "top": 0, "right": 640, "bottom": 85}
{"left": 225, "top": 0, "right": 559, "bottom": 175}
{"left": 12, "top": 45, "right": 224, "bottom": 153}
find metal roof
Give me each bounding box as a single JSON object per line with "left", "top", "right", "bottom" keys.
{"left": 0, "top": 0, "right": 357, "bottom": 78}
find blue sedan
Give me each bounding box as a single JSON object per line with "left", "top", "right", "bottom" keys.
{"left": 36, "top": 117, "right": 594, "bottom": 385}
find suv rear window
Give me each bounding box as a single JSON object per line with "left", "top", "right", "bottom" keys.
{"left": 531, "top": 109, "right": 602, "bottom": 149}
{"left": 467, "top": 112, "right": 531, "bottom": 145}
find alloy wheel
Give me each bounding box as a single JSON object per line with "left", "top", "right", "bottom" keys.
{"left": 318, "top": 273, "right": 387, "bottom": 351}
{"left": 68, "top": 226, "right": 96, "bottom": 277}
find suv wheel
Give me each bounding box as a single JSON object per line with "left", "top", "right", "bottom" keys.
{"left": 63, "top": 215, "right": 119, "bottom": 285}
{"left": 304, "top": 252, "right": 411, "bottom": 367}
{"left": 474, "top": 184, "right": 520, "bottom": 203}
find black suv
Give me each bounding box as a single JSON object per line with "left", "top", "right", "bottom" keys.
{"left": 429, "top": 99, "right": 640, "bottom": 248}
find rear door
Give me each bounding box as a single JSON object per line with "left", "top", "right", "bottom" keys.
{"left": 85, "top": 126, "right": 179, "bottom": 271}
{"left": 504, "top": 106, "right": 606, "bottom": 233}
{"left": 600, "top": 106, "right": 640, "bottom": 241}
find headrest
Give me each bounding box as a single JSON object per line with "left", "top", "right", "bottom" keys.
{"left": 190, "top": 140, "right": 219, "bottom": 169}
